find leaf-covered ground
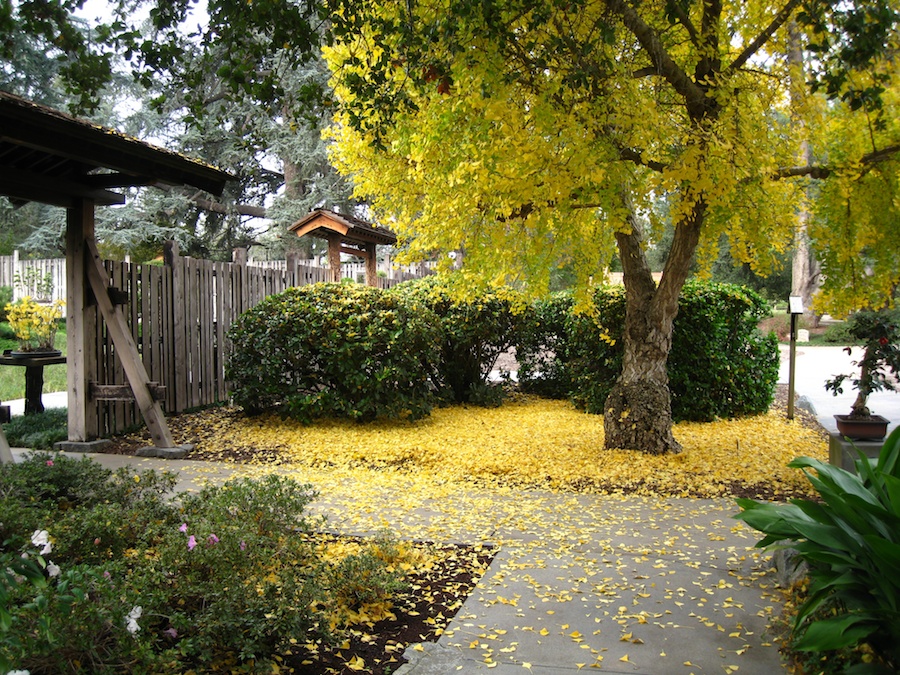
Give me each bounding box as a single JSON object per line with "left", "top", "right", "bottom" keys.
{"left": 112, "top": 392, "right": 827, "bottom": 501}
{"left": 101, "top": 392, "right": 827, "bottom": 674}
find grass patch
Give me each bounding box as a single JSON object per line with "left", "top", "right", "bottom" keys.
{"left": 0, "top": 321, "right": 67, "bottom": 401}
{"left": 3, "top": 408, "right": 68, "bottom": 449}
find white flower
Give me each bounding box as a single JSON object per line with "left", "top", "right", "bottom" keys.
{"left": 125, "top": 606, "right": 142, "bottom": 634}
{"left": 46, "top": 562, "right": 60, "bottom": 578}
{"left": 30, "top": 530, "right": 51, "bottom": 556}
{"left": 7, "top": 669, "right": 31, "bottom": 675}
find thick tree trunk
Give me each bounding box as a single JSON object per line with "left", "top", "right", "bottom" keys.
{"left": 603, "top": 197, "right": 703, "bottom": 454}
{"left": 787, "top": 24, "right": 821, "bottom": 316}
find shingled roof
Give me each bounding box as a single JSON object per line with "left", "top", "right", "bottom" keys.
{"left": 289, "top": 208, "right": 397, "bottom": 247}
{"left": 0, "top": 90, "right": 232, "bottom": 208}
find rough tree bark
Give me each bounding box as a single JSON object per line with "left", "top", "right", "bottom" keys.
{"left": 603, "top": 195, "right": 704, "bottom": 454}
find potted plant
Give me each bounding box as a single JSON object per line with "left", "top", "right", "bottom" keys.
{"left": 825, "top": 308, "right": 900, "bottom": 440}
{"left": 4, "top": 296, "right": 65, "bottom": 356}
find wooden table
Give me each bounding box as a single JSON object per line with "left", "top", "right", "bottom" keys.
{"left": 0, "top": 352, "right": 66, "bottom": 415}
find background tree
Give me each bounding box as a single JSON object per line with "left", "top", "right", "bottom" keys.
{"left": 1, "top": 6, "right": 356, "bottom": 261}
{"left": 325, "top": 0, "right": 899, "bottom": 454}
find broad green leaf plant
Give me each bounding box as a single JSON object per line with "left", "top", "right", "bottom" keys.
{"left": 735, "top": 428, "right": 900, "bottom": 672}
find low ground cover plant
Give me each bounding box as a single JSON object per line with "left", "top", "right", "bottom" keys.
{"left": 517, "top": 280, "right": 778, "bottom": 422}
{"left": 227, "top": 282, "right": 441, "bottom": 422}
{"left": 0, "top": 453, "right": 427, "bottom": 674}
{"left": 736, "top": 428, "right": 900, "bottom": 674}
{"left": 3, "top": 408, "right": 67, "bottom": 449}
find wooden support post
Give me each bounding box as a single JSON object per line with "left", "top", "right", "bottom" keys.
{"left": 327, "top": 233, "right": 342, "bottom": 282}
{"left": 364, "top": 243, "right": 377, "bottom": 287}
{"left": 84, "top": 238, "right": 176, "bottom": 448}
{"left": 286, "top": 250, "right": 301, "bottom": 287}
{"left": 66, "top": 199, "right": 99, "bottom": 441}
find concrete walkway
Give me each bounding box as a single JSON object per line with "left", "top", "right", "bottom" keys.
{"left": 7, "top": 345, "right": 898, "bottom": 674}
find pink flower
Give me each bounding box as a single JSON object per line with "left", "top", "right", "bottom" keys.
{"left": 240, "top": 540, "right": 247, "bottom": 551}
{"left": 187, "top": 535, "right": 197, "bottom": 551}
{"left": 178, "top": 523, "right": 188, "bottom": 533}
{"left": 208, "top": 534, "right": 219, "bottom": 545}
{"left": 46, "top": 460, "right": 54, "bottom": 466}
{"left": 164, "top": 627, "right": 178, "bottom": 639}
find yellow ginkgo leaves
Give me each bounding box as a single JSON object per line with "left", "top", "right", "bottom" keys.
{"left": 132, "top": 396, "right": 828, "bottom": 501}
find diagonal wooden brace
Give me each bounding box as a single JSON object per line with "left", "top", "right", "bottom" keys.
{"left": 84, "top": 238, "right": 176, "bottom": 448}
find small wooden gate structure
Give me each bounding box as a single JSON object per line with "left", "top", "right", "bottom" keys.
{"left": 289, "top": 209, "right": 397, "bottom": 286}
{"left": 0, "top": 91, "right": 232, "bottom": 455}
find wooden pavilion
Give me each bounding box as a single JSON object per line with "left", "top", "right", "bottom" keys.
{"left": 289, "top": 209, "right": 396, "bottom": 286}
{"left": 0, "top": 90, "right": 232, "bottom": 459}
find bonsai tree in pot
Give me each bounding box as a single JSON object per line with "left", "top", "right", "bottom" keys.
{"left": 825, "top": 308, "right": 900, "bottom": 439}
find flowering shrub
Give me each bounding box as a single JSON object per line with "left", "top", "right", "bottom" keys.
{"left": 824, "top": 308, "right": 900, "bottom": 418}
{"left": 4, "top": 297, "right": 64, "bottom": 352}
{"left": 0, "top": 454, "right": 410, "bottom": 673}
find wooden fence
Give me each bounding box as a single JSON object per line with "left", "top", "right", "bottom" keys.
{"left": 0, "top": 252, "right": 432, "bottom": 309}
{"left": 0, "top": 252, "right": 67, "bottom": 307}
{"left": 87, "top": 250, "right": 436, "bottom": 436}
{"left": 89, "top": 252, "right": 335, "bottom": 436}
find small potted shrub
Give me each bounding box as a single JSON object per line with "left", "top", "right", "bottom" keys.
{"left": 825, "top": 308, "right": 899, "bottom": 440}
{"left": 4, "top": 296, "right": 65, "bottom": 356}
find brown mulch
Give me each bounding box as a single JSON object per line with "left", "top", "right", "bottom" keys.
{"left": 292, "top": 543, "right": 494, "bottom": 675}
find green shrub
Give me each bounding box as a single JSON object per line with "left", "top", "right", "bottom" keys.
{"left": 0, "top": 459, "right": 406, "bottom": 673}
{"left": 822, "top": 321, "right": 853, "bottom": 344}
{"left": 390, "top": 274, "right": 526, "bottom": 404}
{"left": 3, "top": 408, "right": 68, "bottom": 449}
{"left": 516, "top": 292, "right": 575, "bottom": 399}
{"left": 735, "top": 428, "right": 900, "bottom": 673}
{"left": 226, "top": 282, "right": 441, "bottom": 422}
{"left": 519, "top": 280, "right": 778, "bottom": 422}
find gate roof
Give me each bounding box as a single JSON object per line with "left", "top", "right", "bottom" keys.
{"left": 0, "top": 90, "right": 232, "bottom": 208}
{"left": 289, "top": 209, "right": 397, "bottom": 248}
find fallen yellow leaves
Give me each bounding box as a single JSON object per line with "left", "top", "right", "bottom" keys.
{"left": 148, "top": 395, "right": 826, "bottom": 500}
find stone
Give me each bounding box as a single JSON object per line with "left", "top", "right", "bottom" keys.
{"left": 771, "top": 546, "right": 808, "bottom": 589}
{"left": 54, "top": 439, "right": 113, "bottom": 453}
{"left": 135, "top": 443, "right": 194, "bottom": 459}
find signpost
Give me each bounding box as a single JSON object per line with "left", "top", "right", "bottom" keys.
{"left": 787, "top": 296, "right": 804, "bottom": 420}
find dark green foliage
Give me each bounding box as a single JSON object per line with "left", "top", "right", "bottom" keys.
{"left": 518, "top": 281, "right": 778, "bottom": 422}
{"left": 3, "top": 408, "right": 68, "bottom": 450}
{"left": 735, "top": 428, "right": 900, "bottom": 673}
{"left": 389, "top": 275, "right": 526, "bottom": 405}
{"left": 516, "top": 292, "right": 575, "bottom": 399}
{"left": 822, "top": 321, "right": 854, "bottom": 344}
{"left": 226, "top": 282, "right": 441, "bottom": 422}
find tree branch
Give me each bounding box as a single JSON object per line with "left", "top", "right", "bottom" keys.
{"left": 727, "top": 0, "right": 802, "bottom": 75}
{"left": 604, "top": 0, "right": 705, "bottom": 107}
{"left": 154, "top": 184, "right": 269, "bottom": 218}
{"left": 616, "top": 145, "right": 668, "bottom": 173}
{"left": 775, "top": 143, "right": 900, "bottom": 180}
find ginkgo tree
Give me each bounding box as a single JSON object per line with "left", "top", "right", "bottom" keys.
{"left": 324, "top": 0, "right": 899, "bottom": 454}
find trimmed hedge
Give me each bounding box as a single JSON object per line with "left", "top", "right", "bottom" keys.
{"left": 390, "top": 275, "right": 526, "bottom": 405}
{"left": 517, "top": 280, "right": 779, "bottom": 422}
{"left": 226, "top": 282, "right": 441, "bottom": 422}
